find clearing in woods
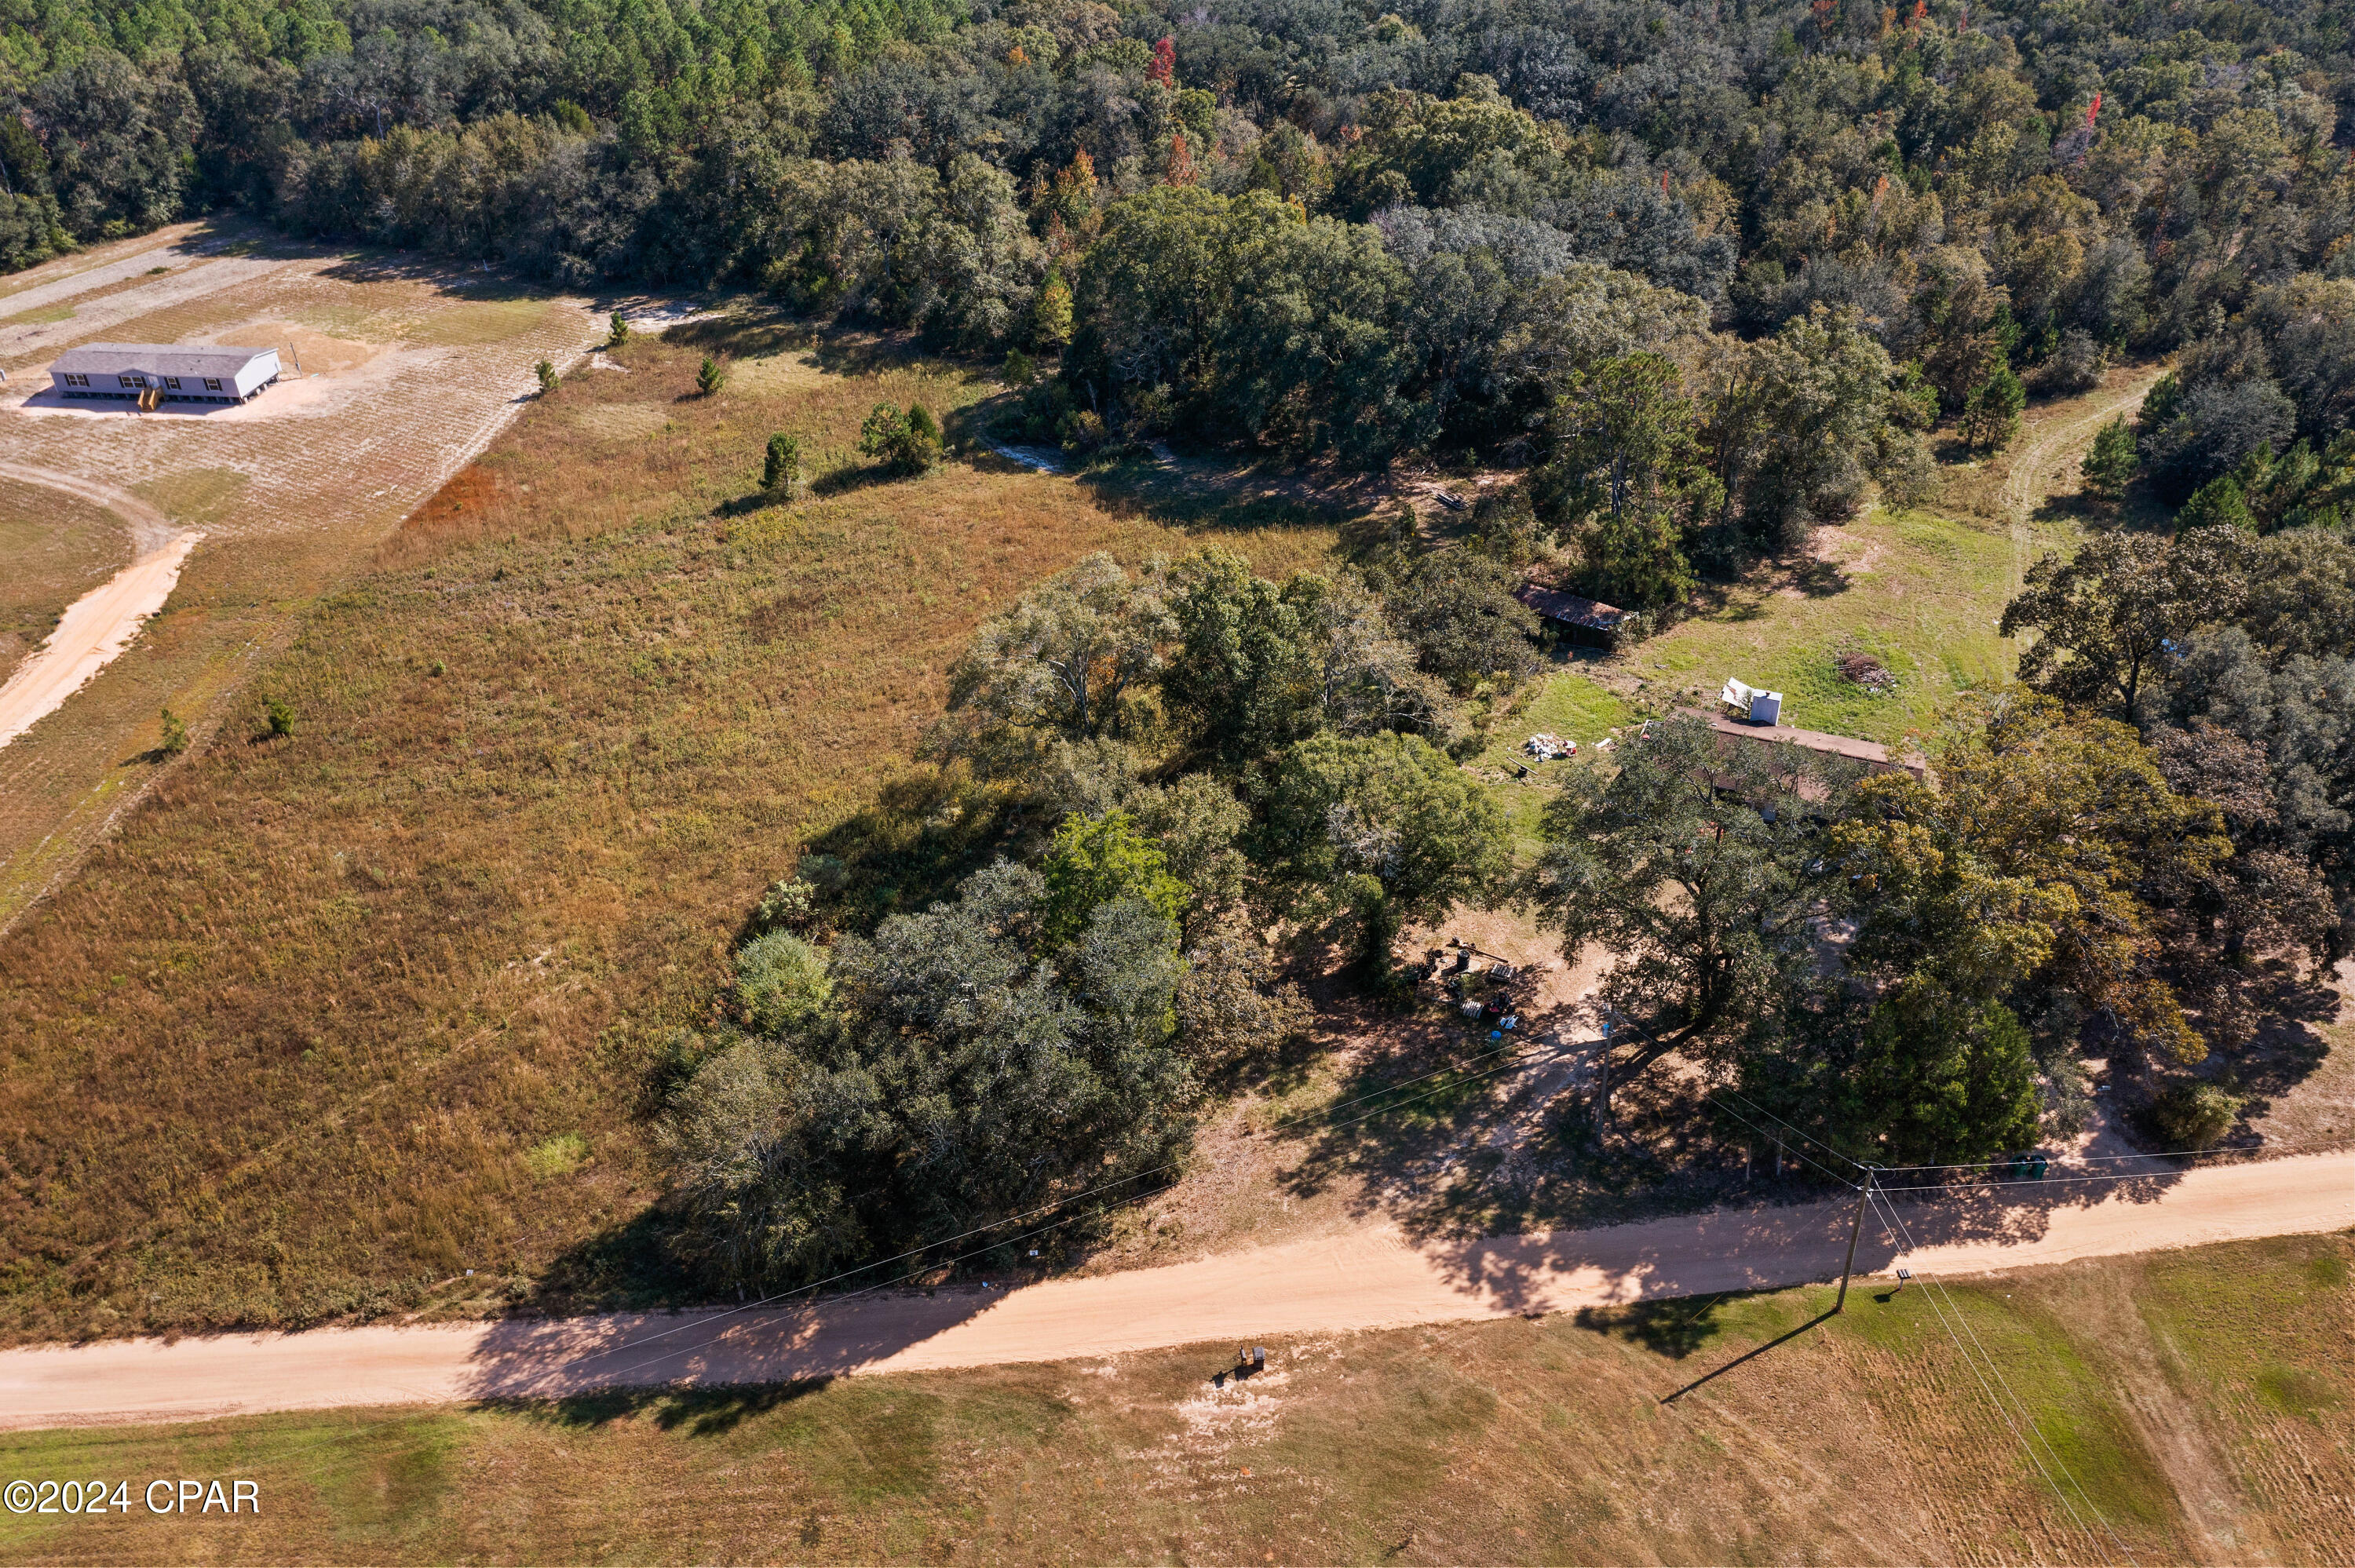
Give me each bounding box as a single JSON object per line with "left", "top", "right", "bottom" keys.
{"left": 1586, "top": 365, "right": 2170, "bottom": 747}
{"left": 0, "top": 312, "right": 1340, "bottom": 1345}
{"left": 0, "top": 220, "right": 595, "bottom": 924}
{"left": 0, "top": 1232, "right": 2346, "bottom": 1564}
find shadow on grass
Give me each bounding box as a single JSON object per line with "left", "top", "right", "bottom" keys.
{"left": 493, "top": 1378, "right": 836, "bottom": 1436}
{"left": 1656, "top": 1307, "right": 1839, "bottom": 1402}
{"left": 1574, "top": 1289, "right": 1758, "bottom": 1358}
{"left": 1788, "top": 559, "right": 1850, "bottom": 597}
{"left": 664, "top": 313, "right": 816, "bottom": 361}
{"left": 809, "top": 461, "right": 908, "bottom": 499}
{"left": 314, "top": 249, "right": 549, "bottom": 302}
{"left": 792, "top": 768, "right": 1045, "bottom": 938}
{"left": 714, "top": 489, "right": 790, "bottom": 519}
{"left": 527, "top": 1202, "right": 704, "bottom": 1316}
{"left": 1072, "top": 450, "right": 1374, "bottom": 538}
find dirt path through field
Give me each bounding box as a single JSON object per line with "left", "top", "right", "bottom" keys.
{"left": 1, "top": 1148, "right": 2344, "bottom": 1432}
{"left": 0, "top": 462, "right": 195, "bottom": 749}
{"left": 1999, "top": 369, "right": 2164, "bottom": 598}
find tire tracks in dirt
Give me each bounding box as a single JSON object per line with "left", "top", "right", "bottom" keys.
{"left": 1995, "top": 370, "right": 2165, "bottom": 602}
{"left": 0, "top": 462, "right": 197, "bottom": 751}
{"left": 1, "top": 1148, "right": 2346, "bottom": 1432}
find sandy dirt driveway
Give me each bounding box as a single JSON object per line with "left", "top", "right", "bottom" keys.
{"left": 0, "top": 463, "right": 195, "bottom": 749}
{"left": 1, "top": 1150, "right": 2345, "bottom": 1431}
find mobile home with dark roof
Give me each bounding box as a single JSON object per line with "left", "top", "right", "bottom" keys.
{"left": 49, "top": 343, "right": 281, "bottom": 405}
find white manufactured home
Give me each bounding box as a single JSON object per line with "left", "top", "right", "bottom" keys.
{"left": 48, "top": 342, "right": 282, "bottom": 406}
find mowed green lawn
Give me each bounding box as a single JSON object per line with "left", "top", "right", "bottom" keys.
{"left": 0, "top": 1234, "right": 2346, "bottom": 1565}
{"left": 1626, "top": 502, "right": 2051, "bottom": 748}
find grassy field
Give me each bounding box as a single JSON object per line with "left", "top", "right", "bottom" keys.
{"left": 0, "top": 323, "right": 1339, "bottom": 1345}
{"left": 0, "top": 1232, "right": 2346, "bottom": 1564}
{"left": 0, "top": 478, "right": 131, "bottom": 686}
{"left": 1630, "top": 504, "right": 2025, "bottom": 746}
{"left": 1467, "top": 662, "right": 1639, "bottom": 844}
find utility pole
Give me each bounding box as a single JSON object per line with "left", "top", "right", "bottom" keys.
{"left": 1596, "top": 1010, "right": 1613, "bottom": 1138}
{"left": 1835, "top": 1166, "right": 1875, "bottom": 1314}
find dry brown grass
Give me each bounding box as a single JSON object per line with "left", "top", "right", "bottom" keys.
{"left": 0, "top": 326, "right": 1338, "bottom": 1345}
{"left": 0, "top": 1233, "right": 2348, "bottom": 1564}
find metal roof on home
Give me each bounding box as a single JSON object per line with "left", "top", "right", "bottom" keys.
{"left": 1695, "top": 709, "right": 1927, "bottom": 779}
{"left": 1513, "top": 582, "right": 1628, "bottom": 631}
{"left": 50, "top": 342, "right": 277, "bottom": 377}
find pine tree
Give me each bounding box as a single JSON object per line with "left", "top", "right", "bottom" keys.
{"left": 2175, "top": 474, "right": 2256, "bottom": 534}
{"left": 2080, "top": 416, "right": 2137, "bottom": 500}
{"left": 762, "top": 432, "right": 802, "bottom": 493}
{"left": 1961, "top": 366, "right": 2025, "bottom": 452}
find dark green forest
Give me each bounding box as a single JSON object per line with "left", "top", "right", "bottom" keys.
{"left": 7, "top": 0, "right": 2354, "bottom": 560}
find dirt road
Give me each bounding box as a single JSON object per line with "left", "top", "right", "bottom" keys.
{"left": 2, "top": 1150, "right": 2344, "bottom": 1432}
{"left": 0, "top": 461, "right": 196, "bottom": 751}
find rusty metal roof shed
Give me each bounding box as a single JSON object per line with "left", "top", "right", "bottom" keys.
{"left": 1514, "top": 582, "right": 1628, "bottom": 632}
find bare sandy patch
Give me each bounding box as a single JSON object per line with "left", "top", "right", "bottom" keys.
{"left": 227, "top": 319, "right": 386, "bottom": 376}
{"left": 0, "top": 529, "right": 203, "bottom": 750}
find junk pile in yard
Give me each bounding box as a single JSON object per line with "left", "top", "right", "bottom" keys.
{"left": 1838, "top": 651, "right": 1897, "bottom": 692}
{"left": 1425, "top": 938, "right": 1532, "bottom": 1034}
{"left": 1524, "top": 732, "right": 1577, "bottom": 760}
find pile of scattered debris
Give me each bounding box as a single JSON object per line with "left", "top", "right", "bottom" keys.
{"left": 1524, "top": 732, "right": 1577, "bottom": 760}
{"left": 1838, "top": 651, "right": 1896, "bottom": 692}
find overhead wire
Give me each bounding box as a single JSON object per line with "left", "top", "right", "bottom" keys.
{"left": 196, "top": 1027, "right": 1590, "bottom": 1475}
{"left": 1862, "top": 1187, "right": 2105, "bottom": 1557}
{"left": 534, "top": 1026, "right": 1568, "bottom": 1378}
{"left": 1595, "top": 1008, "right": 1868, "bottom": 1184}
{"left": 1875, "top": 1163, "right": 2354, "bottom": 1192}
{"left": 1871, "top": 1135, "right": 2346, "bottom": 1172}
{"left": 591, "top": 1034, "right": 1591, "bottom": 1380}
{"left": 1711, "top": 1085, "right": 1870, "bottom": 1173}
{"left": 1870, "top": 1186, "right": 2138, "bottom": 1565}
{"left": 1705, "top": 1095, "right": 1861, "bottom": 1189}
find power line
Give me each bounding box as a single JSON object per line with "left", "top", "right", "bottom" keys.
{"left": 449, "top": 1033, "right": 1585, "bottom": 1395}
{"left": 1595, "top": 1008, "right": 1868, "bottom": 1182}
{"left": 1707, "top": 1095, "right": 1862, "bottom": 1189}
{"left": 1875, "top": 1157, "right": 2354, "bottom": 1194}
{"left": 1871, "top": 1136, "right": 2349, "bottom": 1172}
{"left": 188, "top": 1032, "right": 1586, "bottom": 1474}
{"left": 1864, "top": 1188, "right": 2103, "bottom": 1555}
{"left": 1870, "top": 1188, "right": 2138, "bottom": 1565}
{"left": 1711, "top": 1085, "right": 1871, "bottom": 1172}
{"left": 538, "top": 1030, "right": 1567, "bottom": 1378}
